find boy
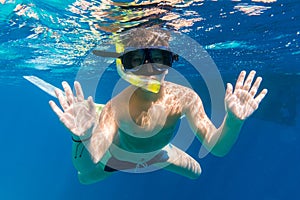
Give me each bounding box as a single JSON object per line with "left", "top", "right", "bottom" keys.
{"left": 49, "top": 28, "right": 267, "bottom": 184}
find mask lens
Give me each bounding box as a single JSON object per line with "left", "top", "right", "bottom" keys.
{"left": 121, "top": 48, "right": 175, "bottom": 71}
{"left": 121, "top": 49, "right": 145, "bottom": 70}
{"left": 150, "top": 49, "right": 173, "bottom": 67}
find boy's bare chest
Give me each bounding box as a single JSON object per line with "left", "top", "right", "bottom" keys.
{"left": 116, "top": 101, "right": 181, "bottom": 151}
{"left": 117, "top": 98, "right": 181, "bottom": 137}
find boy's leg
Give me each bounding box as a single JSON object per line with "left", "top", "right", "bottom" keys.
{"left": 77, "top": 143, "right": 201, "bottom": 181}
{"left": 153, "top": 144, "right": 201, "bottom": 179}
{"left": 75, "top": 147, "right": 115, "bottom": 184}
{"left": 77, "top": 161, "right": 114, "bottom": 184}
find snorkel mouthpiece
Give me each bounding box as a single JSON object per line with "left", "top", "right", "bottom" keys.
{"left": 116, "top": 58, "right": 161, "bottom": 93}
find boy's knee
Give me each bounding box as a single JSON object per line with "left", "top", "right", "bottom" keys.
{"left": 78, "top": 172, "right": 95, "bottom": 185}
{"left": 77, "top": 167, "right": 113, "bottom": 184}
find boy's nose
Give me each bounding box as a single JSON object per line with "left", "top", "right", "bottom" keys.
{"left": 144, "top": 60, "right": 154, "bottom": 73}
{"left": 146, "top": 65, "right": 154, "bottom": 73}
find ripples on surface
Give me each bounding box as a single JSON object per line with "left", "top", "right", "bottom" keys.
{"left": 0, "top": 0, "right": 299, "bottom": 84}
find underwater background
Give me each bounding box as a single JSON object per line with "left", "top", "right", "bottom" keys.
{"left": 0, "top": 0, "right": 299, "bottom": 199}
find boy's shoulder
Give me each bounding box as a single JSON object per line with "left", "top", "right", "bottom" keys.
{"left": 164, "top": 81, "right": 195, "bottom": 94}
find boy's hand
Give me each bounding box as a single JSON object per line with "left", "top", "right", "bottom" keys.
{"left": 49, "top": 81, "right": 96, "bottom": 138}
{"left": 225, "top": 70, "right": 268, "bottom": 120}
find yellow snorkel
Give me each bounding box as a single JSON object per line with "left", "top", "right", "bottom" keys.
{"left": 115, "top": 64, "right": 161, "bottom": 93}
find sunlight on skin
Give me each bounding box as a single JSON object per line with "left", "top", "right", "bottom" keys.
{"left": 225, "top": 70, "right": 268, "bottom": 121}
{"left": 48, "top": 69, "right": 268, "bottom": 181}
{"left": 49, "top": 81, "right": 97, "bottom": 139}
{"left": 201, "top": 70, "right": 268, "bottom": 156}
{"left": 181, "top": 70, "right": 268, "bottom": 155}
{"left": 49, "top": 70, "right": 268, "bottom": 151}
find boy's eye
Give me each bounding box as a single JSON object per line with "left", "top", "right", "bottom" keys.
{"left": 152, "top": 56, "right": 163, "bottom": 63}
{"left": 131, "top": 57, "right": 143, "bottom": 66}
{"left": 151, "top": 51, "right": 164, "bottom": 63}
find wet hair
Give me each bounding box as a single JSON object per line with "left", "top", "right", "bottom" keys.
{"left": 116, "top": 28, "right": 171, "bottom": 48}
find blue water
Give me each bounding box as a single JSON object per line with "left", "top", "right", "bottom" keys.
{"left": 1, "top": 0, "right": 299, "bottom": 200}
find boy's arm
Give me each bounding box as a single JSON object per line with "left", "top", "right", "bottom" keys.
{"left": 71, "top": 102, "right": 118, "bottom": 184}
{"left": 49, "top": 81, "right": 117, "bottom": 183}
{"left": 183, "top": 70, "right": 267, "bottom": 157}
{"left": 72, "top": 104, "right": 117, "bottom": 171}
{"left": 84, "top": 101, "right": 118, "bottom": 164}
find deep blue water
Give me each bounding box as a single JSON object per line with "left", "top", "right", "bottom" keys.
{"left": 1, "top": 0, "right": 299, "bottom": 200}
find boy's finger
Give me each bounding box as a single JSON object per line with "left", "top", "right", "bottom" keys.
{"left": 235, "top": 70, "right": 246, "bottom": 90}
{"left": 249, "top": 77, "right": 262, "bottom": 97}
{"left": 62, "top": 81, "right": 74, "bottom": 105}
{"left": 55, "top": 89, "right": 69, "bottom": 110}
{"left": 74, "top": 81, "right": 84, "bottom": 102}
{"left": 243, "top": 70, "right": 256, "bottom": 91}
{"left": 87, "top": 96, "right": 96, "bottom": 113}
{"left": 49, "top": 100, "right": 64, "bottom": 117}
{"left": 255, "top": 89, "right": 268, "bottom": 105}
